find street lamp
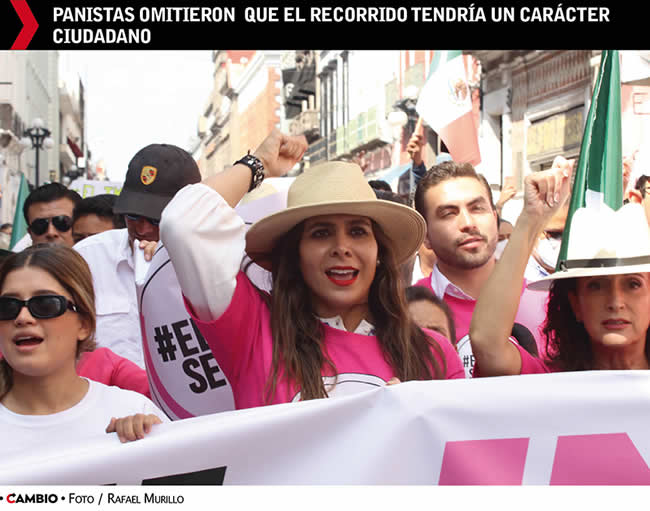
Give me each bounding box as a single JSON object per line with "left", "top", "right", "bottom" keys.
{"left": 387, "top": 109, "right": 408, "bottom": 167}
{"left": 20, "top": 117, "right": 54, "bottom": 187}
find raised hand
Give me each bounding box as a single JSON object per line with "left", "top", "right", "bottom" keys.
{"left": 198, "top": 130, "right": 307, "bottom": 208}
{"left": 253, "top": 129, "right": 308, "bottom": 178}
{"left": 406, "top": 133, "right": 425, "bottom": 166}
{"left": 522, "top": 156, "right": 573, "bottom": 226}
{"left": 496, "top": 175, "right": 517, "bottom": 213}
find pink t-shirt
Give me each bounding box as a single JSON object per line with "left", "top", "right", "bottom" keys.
{"left": 77, "top": 347, "right": 150, "bottom": 397}
{"left": 187, "top": 272, "right": 465, "bottom": 410}
{"left": 415, "top": 276, "right": 549, "bottom": 358}
{"left": 473, "top": 341, "right": 556, "bottom": 377}
{"left": 517, "top": 342, "right": 554, "bottom": 374}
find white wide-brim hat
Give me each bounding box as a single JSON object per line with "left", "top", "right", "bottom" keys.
{"left": 245, "top": 161, "right": 426, "bottom": 271}
{"left": 528, "top": 202, "right": 650, "bottom": 291}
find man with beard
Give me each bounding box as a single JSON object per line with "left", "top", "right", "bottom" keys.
{"left": 414, "top": 161, "right": 548, "bottom": 376}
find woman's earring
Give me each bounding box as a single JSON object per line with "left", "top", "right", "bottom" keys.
{"left": 376, "top": 259, "right": 380, "bottom": 266}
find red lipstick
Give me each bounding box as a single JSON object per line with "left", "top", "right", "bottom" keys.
{"left": 325, "top": 267, "right": 359, "bottom": 286}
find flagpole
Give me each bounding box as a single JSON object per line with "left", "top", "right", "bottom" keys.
{"left": 408, "top": 117, "right": 424, "bottom": 202}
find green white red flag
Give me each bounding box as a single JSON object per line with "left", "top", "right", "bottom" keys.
{"left": 557, "top": 50, "right": 623, "bottom": 268}
{"left": 9, "top": 173, "right": 30, "bottom": 250}
{"left": 415, "top": 50, "right": 481, "bottom": 165}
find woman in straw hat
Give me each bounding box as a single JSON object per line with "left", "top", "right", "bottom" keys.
{"left": 161, "top": 130, "right": 464, "bottom": 410}
{"left": 470, "top": 158, "right": 650, "bottom": 376}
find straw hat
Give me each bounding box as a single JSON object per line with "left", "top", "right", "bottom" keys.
{"left": 528, "top": 203, "right": 650, "bottom": 290}
{"left": 245, "top": 161, "right": 426, "bottom": 270}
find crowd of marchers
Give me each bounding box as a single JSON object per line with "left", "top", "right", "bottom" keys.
{"left": 1, "top": 126, "right": 649, "bottom": 455}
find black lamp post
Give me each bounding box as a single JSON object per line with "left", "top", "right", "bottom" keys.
{"left": 20, "top": 117, "right": 54, "bottom": 187}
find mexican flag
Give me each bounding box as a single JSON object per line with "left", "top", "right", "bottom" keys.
{"left": 415, "top": 50, "right": 481, "bottom": 165}
{"left": 9, "top": 173, "right": 30, "bottom": 250}
{"left": 557, "top": 50, "right": 623, "bottom": 268}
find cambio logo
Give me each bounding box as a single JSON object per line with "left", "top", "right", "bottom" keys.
{"left": 4, "top": 493, "right": 58, "bottom": 504}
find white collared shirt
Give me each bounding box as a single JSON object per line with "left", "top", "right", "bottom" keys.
{"left": 318, "top": 316, "right": 376, "bottom": 336}
{"left": 74, "top": 229, "right": 145, "bottom": 368}
{"left": 429, "top": 264, "right": 475, "bottom": 301}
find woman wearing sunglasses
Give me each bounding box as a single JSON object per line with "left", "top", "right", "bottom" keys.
{"left": 0, "top": 245, "right": 167, "bottom": 457}
{"left": 160, "top": 130, "right": 464, "bottom": 411}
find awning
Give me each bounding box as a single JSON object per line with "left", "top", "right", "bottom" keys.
{"left": 365, "top": 162, "right": 411, "bottom": 187}
{"left": 67, "top": 137, "right": 83, "bottom": 158}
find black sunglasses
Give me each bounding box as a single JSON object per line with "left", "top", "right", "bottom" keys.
{"left": 29, "top": 215, "right": 73, "bottom": 235}
{"left": 124, "top": 214, "right": 160, "bottom": 226}
{"left": 0, "top": 295, "right": 78, "bottom": 321}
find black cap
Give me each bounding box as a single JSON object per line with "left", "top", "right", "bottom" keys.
{"left": 113, "top": 144, "right": 201, "bottom": 220}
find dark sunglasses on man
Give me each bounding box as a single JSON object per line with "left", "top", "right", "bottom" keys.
{"left": 29, "top": 215, "right": 73, "bottom": 236}
{"left": 0, "top": 295, "right": 78, "bottom": 321}
{"left": 124, "top": 214, "right": 160, "bottom": 226}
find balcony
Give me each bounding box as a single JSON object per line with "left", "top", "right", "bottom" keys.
{"left": 340, "top": 106, "right": 382, "bottom": 157}
{"left": 307, "top": 137, "right": 327, "bottom": 166}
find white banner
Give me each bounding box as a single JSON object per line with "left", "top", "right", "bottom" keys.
{"left": 3, "top": 371, "right": 650, "bottom": 485}
{"left": 68, "top": 178, "right": 123, "bottom": 197}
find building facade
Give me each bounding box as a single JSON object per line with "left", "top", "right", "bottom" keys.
{"left": 199, "top": 50, "right": 650, "bottom": 215}
{"left": 470, "top": 50, "right": 596, "bottom": 193}
{"left": 59, "top": 52, "right": 89, "bottom": 182}
{"left": 198, "top": 50, "right": 284, "bottom": 178}
{"left": 0, "top": 51, "right": 60, "bottom": 223}
{"left": 305, "top": 50, "right": 400, "bottom": 173}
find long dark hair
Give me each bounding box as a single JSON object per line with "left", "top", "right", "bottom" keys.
{"left": 544, "top": 277, "right": 650, "bottom": 370}
{"left": 0, "top": 245, "right": 96, "bottom": 399}
{"left": 256, "top": 219, "right": 446, "bottom": 403}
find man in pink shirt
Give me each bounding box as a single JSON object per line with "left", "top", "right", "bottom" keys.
{"left": 413, "top": 161, "right": 547, "bottom": 376}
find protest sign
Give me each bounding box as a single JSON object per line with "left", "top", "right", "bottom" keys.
{"left": 68, "top": 178, "right": 123, "bottom": 198}
{"left": 137, "top": 244, "right": 235, "bottom": 419}
{"left": 3, "top": 371, "right": 650, "bottom": 485}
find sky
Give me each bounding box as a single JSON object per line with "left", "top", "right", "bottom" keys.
{"left": 64, "top": 51, "right": 214, "bottom": 183}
